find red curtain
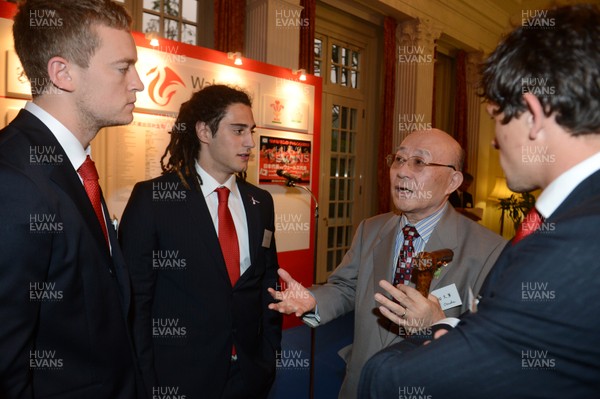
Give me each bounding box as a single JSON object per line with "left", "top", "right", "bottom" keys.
{"left": 377, "top": 17, "right": 397, "bottom": 214}
{"left": 454, "top": 50, "right": 468, "bottom": 170}
{"left": 214, "top": 0, "right": 246, "bottom": 53}
{"left": 299, "top": 0, "right": 316, "bottom": 73}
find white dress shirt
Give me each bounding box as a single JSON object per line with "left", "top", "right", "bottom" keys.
{"left": 25, "top": 102, "right": 89, "bottom": 173}
{"left": 195, "top": 162, "right": 251, "bottom": 276}
{"left": 536, "top": 151, "right": 600, "bottom": 218}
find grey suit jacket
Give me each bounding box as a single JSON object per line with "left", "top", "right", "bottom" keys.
{"left": 309, "top": 204, "right": 506, "bottom": 399}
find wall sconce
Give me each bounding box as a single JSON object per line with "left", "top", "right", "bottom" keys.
{"left": 145, "top": 31, "right": 160, "bottom": 47}
{"left": 292, "top": 68, "right": 307, "bottom": 81}
{"left": 227, "top": 52, "right": 243, "bottom": 66}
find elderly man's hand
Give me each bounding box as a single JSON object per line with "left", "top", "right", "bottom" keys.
{"left": 374, "top": 280, "right": 446, "bottom": 334}
{"left": 268, "top": 268, "right": 316, "bottom": 317}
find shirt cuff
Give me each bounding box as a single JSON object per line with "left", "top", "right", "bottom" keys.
{"left": 432, "top": 317, "right": 460, "bottom": 329}
{"left": 301, "top": 292, "right": 320, "bottom": 328}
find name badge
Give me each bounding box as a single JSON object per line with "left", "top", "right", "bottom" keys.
{"left": 262, "top": 229, "right": 273, "bottom": 248}
{"left": 431, "top": 283, "right": 462, "bottom": 311}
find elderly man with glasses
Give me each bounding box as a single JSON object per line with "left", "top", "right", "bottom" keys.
{"left": 269, "top": 128, "right": 506, "bottom": 399}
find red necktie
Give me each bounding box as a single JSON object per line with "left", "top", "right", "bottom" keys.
{"left": 513, "top": 207, "right": 543, "bottom": 245}
{"left": 393, "top": 225, "right": 419, "bottom": 285}
{"left": 77, "top": 156, "right": 109, "bottom": 247}
{"left": 216, "top": 187, "right": 240, "bottom": 286}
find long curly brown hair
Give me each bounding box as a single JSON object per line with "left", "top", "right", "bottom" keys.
{"left": 161, "top": 85, "right": 252, "bottom": 190}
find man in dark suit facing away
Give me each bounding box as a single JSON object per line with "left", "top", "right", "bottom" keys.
{"left": 0, "top": 0, "right": 144, "bottom": 398}
{"left": 120, "top": 85, "right": 282, "bottom": 399}
{"left": 359, "top": 4, "right": 600, "bottom": 398}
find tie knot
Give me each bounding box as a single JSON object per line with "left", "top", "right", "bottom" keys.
{"left": 216, "top": 187, "right": 230, "bottom": 203}
{"left": 521, "top": 207, "right": 543, "bottom": 232}
{"left": 78, "top": 156, "right": 99, "bottom": 181}
{"left": 513, "top": 207, "right": 544, "bottom": 245}
{"left": 402, "top": 224, "right": 419, "bottom": 239}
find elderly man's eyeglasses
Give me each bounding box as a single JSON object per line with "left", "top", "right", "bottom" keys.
{"left": 385, "top": 154, "right": 456, "bottom": 172}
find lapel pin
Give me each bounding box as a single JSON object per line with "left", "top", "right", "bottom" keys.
{"left": 250, "top": 196, "right": 260, "bottom": 205}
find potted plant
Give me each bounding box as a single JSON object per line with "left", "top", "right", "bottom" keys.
{"left": 498, "top": 192, "right": 536, "bottom": 231}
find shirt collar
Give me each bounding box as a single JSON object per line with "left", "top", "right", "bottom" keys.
{"left": 25, "top": 102, "right": 89, "bottom": 170}
{"left": 536, "top": 151, "right": 600, "bottom": 218}
{"left": 400, "top": 202, "right": 448, "bottom": 243}
{"left": 195, "top": 161, "right": 239, "bottom": 199}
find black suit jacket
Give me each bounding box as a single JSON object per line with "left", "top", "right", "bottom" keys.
{"left": 359, "top": 169, "right": 600, "bottom": 398}
{"left": 119, "top": 173, "right": 282, "bottom": 399}
{"left": 0, "top": 110, "right": 138, "bottom": 398}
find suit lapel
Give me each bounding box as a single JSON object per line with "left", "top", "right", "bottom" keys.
{"left": 547, "top": 169, "right": 600, "bottom": 220}
{"left": 372, "top": 216, "right": 400, "bottom": 290}
{"left": 104, "top": 200, "right": 131, "bottom": 317}
{"left": 425, "top": 206, "right": 459, "bottom": 292}
{"left": 371, "top": 214, "right": 401, "bottom": 346}
{"left": 49, "top": 163, "right": 112, "bottom": 262}
{"left": 236, "top": 180, "right": 259, "bottom": 287}
{"left": 184, "top": 185, "right": 233, "bottom": 286}
{"left": 15, "top": 111, "right": 112, "bottom": 263}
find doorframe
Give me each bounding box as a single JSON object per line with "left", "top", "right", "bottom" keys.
{"left": 314, "top": 2, "right": 383, "bottom": 282}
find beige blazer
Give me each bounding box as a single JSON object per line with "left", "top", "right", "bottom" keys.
{"left": 310, "top": 205, "right": 507, "bottom": 399}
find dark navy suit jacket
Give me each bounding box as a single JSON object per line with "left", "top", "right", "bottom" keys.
{"left": 120, "top": 172, "right": 282, "bottom": 399}
{"left": 0, "top": 110, "right": 138, "bottom": 398}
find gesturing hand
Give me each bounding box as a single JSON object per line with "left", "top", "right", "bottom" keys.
{"left": 374, "top": 280, "right": 445, "bottom": 334}
{"left": 268, "top": 268, "right": 316, "bottom": 317}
